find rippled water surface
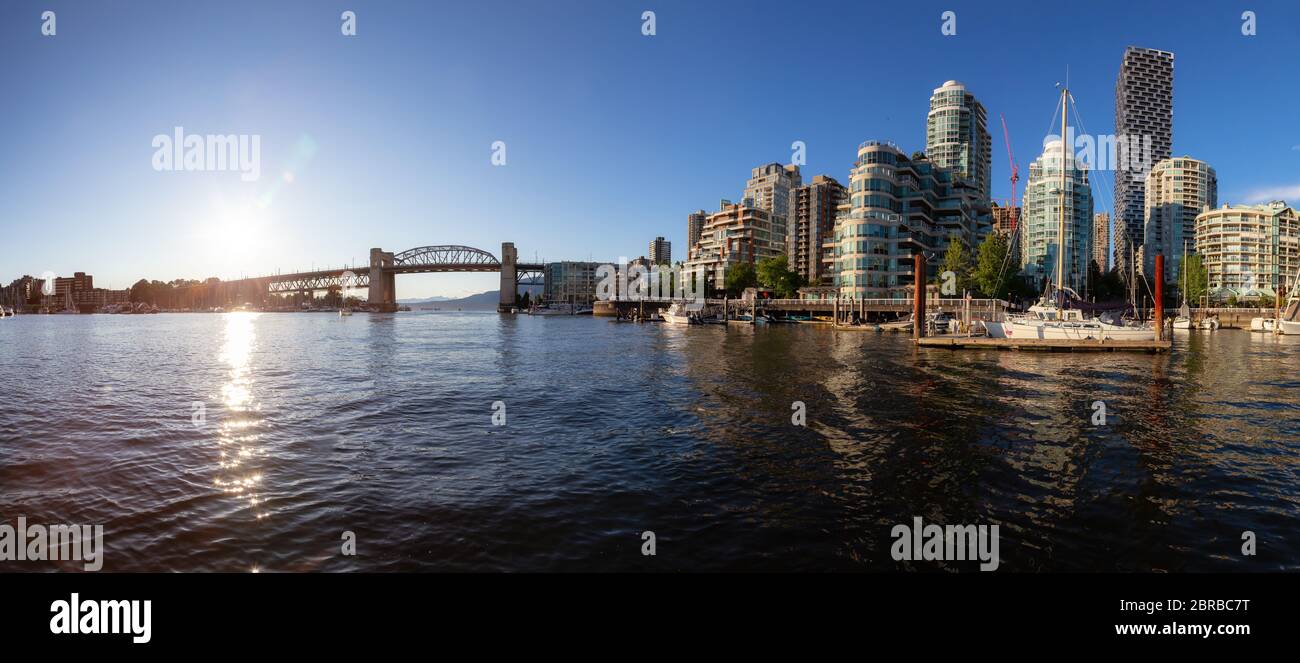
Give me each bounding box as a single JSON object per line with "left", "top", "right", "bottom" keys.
{"left": 1, "top": 312, "right": 1297, "bottom": 571}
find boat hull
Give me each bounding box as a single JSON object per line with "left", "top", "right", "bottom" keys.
{"left": 984, "top": 320, "right": 1155, "bottom": 341}
{"left": 1250, "top": 317, "right": 1275, "bottom": 332}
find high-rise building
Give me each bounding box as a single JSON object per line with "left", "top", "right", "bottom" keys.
{"left": 1021, "top": 139, "right": 1094, "bottom": 293}
{"left": 926, "top": 80, "right": 992, "bottom": 200}
{"left": 1114, "top": 47, "right": 1174, "bottom": 260}
{"left": 686, "top": 210, "right": 707, "bottom": 251}
{"left": 648, "top": 236, "right": 671, "bottom": 265}
{"left": 1195, "top": 201, "right": 1299, "bottom": 300}
{"left": 832, "top": 141, "right": 990, "bottom": 299}
{"left": 793, "top": 175, "right": 847, "bottom": 284}
{"left": 1114, "top": 236, "right": 1136, "bottom": 281}
{"left": 1142, "top": 156, "right": 1216, "bottom": 281}
{"left": 684, "top": 202, "right": 781, "bottom": 294}
{"left": 991, "top": 203, "right": 1022, "bottom": 266}
{"left": 1092, "top": 212, "right": 1111, "bottom": 272}
{"left": 743, "top": 162, "right": 802, "bottom": 262}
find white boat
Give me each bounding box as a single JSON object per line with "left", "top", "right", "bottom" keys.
{"left": 1250, "top": 317, "right": 1275, "bottom": 332}
{"left": 662, "top": 302, "right": 695, "bottom": 325}
{"left": 877, "top": 312, "right": 949, "bottom": 333}
{"left": 1275, "top": 297, "right": 1300, "bottom": 335}
{"left": 1199, "top": 316, "right": 1220, "bottom": 331}
{"left": 930, "top": 312, "right": 954, "bottom": 334}
{"left": 339, "top": 308, "right": 353, "bottom": 317}
{"left": 1172, "top": 317, "right": 1192, "bottom": 330}
{"left": 878, "top": 316, "right": 912, "bottom": 332}
{"left": 985, "top": 296, "right": 1156, "bottom": 341}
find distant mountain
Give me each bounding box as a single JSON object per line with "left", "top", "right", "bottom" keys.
{"left": 397, "top": 295, "right": 453, "bottom": 303}
{"left": 403, "top": 286, "right": 543, "bottom": 310}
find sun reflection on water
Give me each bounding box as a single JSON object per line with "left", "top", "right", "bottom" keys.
{"left": 213, "top": 312, "right": 270, "bottom": 521}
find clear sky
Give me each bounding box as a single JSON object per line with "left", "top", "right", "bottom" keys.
{"left": 3, "top": 0, "right": 1298, "bottom": 299}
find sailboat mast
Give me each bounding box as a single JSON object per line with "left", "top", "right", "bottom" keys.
{"left": 1058, "top": 86, "right": 1068, "bottom": 296}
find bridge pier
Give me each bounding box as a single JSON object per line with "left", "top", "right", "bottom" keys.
{"left": 368, "top": 248, "right": 397, "bottom": 312}
{"left": 498, "top": 242, "right": 517, "bottom": 312}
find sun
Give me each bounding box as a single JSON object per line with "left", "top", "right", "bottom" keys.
{"left": 203, "top": 199, "right": 271, "bottom": 260}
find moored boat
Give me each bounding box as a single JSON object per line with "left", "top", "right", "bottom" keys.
{"left": 982, "top": 84, "right": 1153, "bottom": 343}
{"left": 663, "top": 302, "right": 696, "bottom": 325}
{"left": 1275, "top": 296, "right": 1300, "bottom": 335}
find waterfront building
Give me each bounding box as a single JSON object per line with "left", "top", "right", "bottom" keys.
{"left": 684, "top": 202, "right": 780, "bottom": 294}
{"left": 832, "top": 141, "right": 990, "bottom": 299}
{"left": 925, "top": 80, "right": 992, "bottom": 200}
{"left": 648, "top": 237, "right": 671, "bottom": 265}
{"left": 1092, "top": 212, "right": 1111, "bottom": 272}
{"left": 1020, "top": 139, "right": 1093, "bottom": 293}
{"left": 543, "top": 261, "right": 601, "bottom": 306}
{"left": 54, "top": 272, "right": 93, "bottom": 299}
{"left": 1113, "top": 46, "right": 1174, "bottom": 260}
{"left": 991, "top": 202, "right": 1022, "bottom": 266}
{"left": 686, "top": 210, "right": 707, "bottom": 252}
{"left": 74, "top": 288, "right": 131, "bottom": 311}
{"left": 1, "top": 275, "right": 39, "bottom": 310}
{"left": 743, "top": 162, "right": 802, "bottom": 262}
{"left": 1194, "top": 201, "right": 1300, "bottom": 300}
{"left": 1141, "top": 156, "right": 1216, "bottom": 280}
{"left": 793, "top": 175, "right": 847, "bottom": 285}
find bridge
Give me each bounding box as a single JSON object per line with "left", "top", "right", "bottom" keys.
{"left": 211, "top": 242, "right": 544, "bottom": 312}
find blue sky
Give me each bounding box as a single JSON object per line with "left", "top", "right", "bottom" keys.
{"left": 3, "top": 0, "right": 1298, "bottom": 298}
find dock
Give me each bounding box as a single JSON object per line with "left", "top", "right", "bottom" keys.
{"left": 915, "top": 335, "right": 1172, "bottom": 353}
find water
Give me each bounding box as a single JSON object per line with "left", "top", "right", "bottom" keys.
{"left": 1, "top": 312, "right": 1297, "bottom": 572}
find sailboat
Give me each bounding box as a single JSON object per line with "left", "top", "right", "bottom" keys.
{"left": 984, "top": 83, "right": 1155, "bottom": 341}
{"left": 1273, "top": 277, "right": 1300, "bottom": 335}
{"left": 1277, "top": 300, "right": 1300, "bottom": 334}
{"left": 1172, "top": 241, "right": 1193, "bottom": 330}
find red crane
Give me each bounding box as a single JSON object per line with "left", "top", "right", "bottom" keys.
{"left": 1000, "top": 113, "right": 1020, "bottom": 230}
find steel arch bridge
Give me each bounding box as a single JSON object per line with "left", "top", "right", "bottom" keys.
{"left": 204, "top": 242, "right": 545, "bottom": 312}
{"left": 391, "top": 245, "right": 504, "bottom": 272}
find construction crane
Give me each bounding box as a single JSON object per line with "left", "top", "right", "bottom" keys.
{"left": 986, "top": 113, "right": 1024, "bottom": 302}
{"left": 1000, "top": 113, "right": 1020, "bottom": 230}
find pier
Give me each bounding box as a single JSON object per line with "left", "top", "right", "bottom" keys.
{"left": 916, "top": 336, "right": 1172, "bottom": 352}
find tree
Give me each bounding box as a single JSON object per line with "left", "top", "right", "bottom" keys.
{"left": 756, "top": 255, "right": 803, "bottom": 298}
{"left": 972, "top": 232, "right": 1013, "bottom": 299}
{"left": 1178, "top": 253, "right": 1209, "bottom": 305}
{"left": 724, "top": 262, "right": 758, "bottom": 296}
{"left": 129, "top": 279, "right": 151, "bottom": 304}
{"left": 939, "top": 237, "right": 974, "bottom": 295}
{"left": 1092, "top": 263, "right": 1126, "bottom": 302}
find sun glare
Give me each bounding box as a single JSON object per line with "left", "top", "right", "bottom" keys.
{"left": 202, "top": 199, "right": 271, "bottom": 260}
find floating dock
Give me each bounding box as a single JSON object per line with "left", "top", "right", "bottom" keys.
{"left": 915, "top": 335, "right": 1172, "bottom": 353}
